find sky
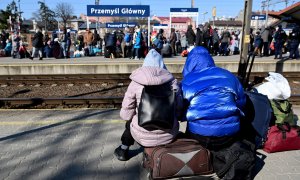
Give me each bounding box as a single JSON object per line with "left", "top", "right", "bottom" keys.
{"left": 0, "top": 0, "right": 293, "bottom": 23}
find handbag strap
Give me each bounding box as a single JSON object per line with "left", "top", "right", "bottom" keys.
{"left": 216, "top": 151, "right": 240, "bottom": 178}
{"left": 291, "top": 125, "right": 300, "bottom": 137}
{"left": 276, "top": 123, "right": 291, "bottom": 139}
{"left": 273, "top": 99, "right": 292, "bottom": 114}
{"left": 164, "top": 138, "right": 199, "bottom": 148}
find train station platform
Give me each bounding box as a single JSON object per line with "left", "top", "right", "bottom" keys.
{"left": 0, "top": 55, "right": 299, "bottom": 75}
{"left": 0, "top": 107, "right": 299, "bottom": 180}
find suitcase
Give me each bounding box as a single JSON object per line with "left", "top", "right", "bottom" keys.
{"left": 240, "top": 91, "right": 273, "bottom": 148}
{"left": 143, "top": 138, "right": 213, "bottom": 180}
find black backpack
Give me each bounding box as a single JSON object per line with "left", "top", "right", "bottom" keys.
{"left": 138, "top": 82, "right": 176, "bottom": 131}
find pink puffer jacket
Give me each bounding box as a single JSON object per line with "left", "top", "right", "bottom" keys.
{"left": 120, "top": 66, "right": 183, "bottom": 147}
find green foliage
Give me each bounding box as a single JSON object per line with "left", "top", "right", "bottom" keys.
{"left": 37, "top": 1, "right": 56, "bottom": 31}
{"left": 0, "top": 1, "right": 19, "bottom": 31}
{"left": 0, "top": 9, "right": 10, "bottom": 30}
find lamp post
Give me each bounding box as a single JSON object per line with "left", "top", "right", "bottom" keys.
{"left": 212, "top": 7, "right": 216, "bottom": 28}
{"left": 33, "top": 19, "right": 37, "bottom": 31}
{"left": 265, "top": 0, "right": 269, "bottom": 27}
{"left": 95, "top": 0, "right": 99, "bottom": 31}
{"left": 201, "top": 12, "right": 208, "bottom": 24}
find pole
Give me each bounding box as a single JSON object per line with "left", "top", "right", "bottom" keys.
{"left": 237, "top": 0, "right": 253, "bottom": 78}
{"left": 169, "top": 15, "right": 172, "bottom": 36}
{"left": 17, "top": 14, "right": 20, "bottom": 36}
{"left": 265, "top": 0, "right": 269, "bottom": 27}
{"left": 43, "top": 0, "right": 46, "bottom": 31}
{"left": 148, "top": 17, "right": 150, "bottom": 48}
{"left": 57, "top": 21, "right": 60, "bottom": 34}
{"left": 18, "top": 0, "right": 21, "bottom": 36}
{"left": 9, "top": 16, "right": 13, "bottom": 33}
{"left": 95, "top": 0, "right": 99, "bottom": 32}
{"left": 196, "top": 15, "right": 198, "bottom": 28}
{"left": 212, "top": 7, "right": 216, "bottom": 28}
{"left": 87, "top": 16, "right": 89, "bottom": 29}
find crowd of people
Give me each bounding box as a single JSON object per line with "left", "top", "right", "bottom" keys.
{"left": 0, "top": 23, "right": 299, "bottom": 60}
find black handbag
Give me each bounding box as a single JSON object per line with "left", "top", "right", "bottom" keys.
{"left": 138, "top": 83, "right": 176, "bottom": 131}
{"left": 212, "top": 140, "right": 256, "bottom": 180}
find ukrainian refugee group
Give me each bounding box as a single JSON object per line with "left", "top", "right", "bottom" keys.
{"left": 0, "top": 22, "right": 299, "bottom": 60}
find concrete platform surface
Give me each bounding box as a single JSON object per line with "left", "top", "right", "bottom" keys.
{"left": 0, "top": 55, "right": 299, "bottom": 75}
{"left": 0, "top": 107, "right": 300, "bottom": 180}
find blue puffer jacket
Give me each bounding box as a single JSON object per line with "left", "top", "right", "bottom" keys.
{"left": 134, "top": 31, "right": 142, "bottom": 49}
{"left": 181, "top": 47, "right": 246, "bottom": 137}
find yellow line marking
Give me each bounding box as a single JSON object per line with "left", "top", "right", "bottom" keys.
{"left": 0, "top": 119, "right": 124, "bottom": 126}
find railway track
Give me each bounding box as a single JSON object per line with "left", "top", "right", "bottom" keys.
{"left": 0, "top": 72, "right": 300, "bottom": 109}
{"left": 0, "top": 95, "right": 300, "bottom": 109}
{"left": 1, "top": 72, "right": 299, "bottom": 85}
{"left": 0, "top": 74, "right": 132, "bottom": 86}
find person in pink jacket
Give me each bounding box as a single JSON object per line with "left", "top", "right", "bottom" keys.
{"left": 114, "top": 49, "right": 183, "bottom": 161}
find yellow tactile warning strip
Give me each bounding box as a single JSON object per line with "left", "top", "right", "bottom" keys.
{"left": 0, "top": 119, "right": 124, "bottom": 126}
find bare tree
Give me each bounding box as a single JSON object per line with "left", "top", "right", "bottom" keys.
{"left": 55, "top": 2, "right": 74, "bottom": 29}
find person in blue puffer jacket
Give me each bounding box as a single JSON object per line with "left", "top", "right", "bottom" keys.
{"left": 132, "top": 25, "right": 142, "bottom": 60}
{"left": 181, "top": 46, "right": 246, "bottom": 151}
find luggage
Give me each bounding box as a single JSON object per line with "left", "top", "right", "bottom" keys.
{"left": 84, "top": 47, "right": 90, "bottom": 56}
{"left": 270, "top": 99, "right": 295, "bottom": 125}
{"left": 240, "top": 91, "right": 273, "bottom": 148}
{"left": 212, "top": 140, "right": 256, "bottom": 180}
{"left": 143, "top": 138, "right": 213, "bottom": 180}
{"left": 52, "top": 43, "right": 62, "bottom": 59}
{"left": 263, "top": 123, "right": 300, "bottom": 153}
{"left": 161, "top": 44, "right": 172, "bottom": 57}
{"left": 153, "top": 38, "right": 163, "bottom": 50}
{"left": 138, "top": 83, "right": 175, "bottom": 131}
{"left": 104, "top": 48, "right": 111, "bottom": 58}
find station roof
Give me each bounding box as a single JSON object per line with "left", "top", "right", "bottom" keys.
{"left": 208, "top": 20, "right": 243, "bottom": 27}
{"left": 268, "top": 1, "right": 300, "bottom": 23}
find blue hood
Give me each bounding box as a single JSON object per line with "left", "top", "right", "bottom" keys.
{"left": 182, "top": 46, "right": 215, "bottom": 77}
{"left": 181, "top": 46, "right": 246, "bottom": 137}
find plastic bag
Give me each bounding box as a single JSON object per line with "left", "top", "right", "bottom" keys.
{"left": 255, "top": 72, "right": 291, "bottom": 100}
{"left": 269, "top": 41, "right": 275, "bottom": 51}
{"left": 187, "top": 45, "right": 195, "bottom": 52}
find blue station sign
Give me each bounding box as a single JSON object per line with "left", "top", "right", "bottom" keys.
{"left": 251, "top": 15, "right": 266, "bottom": 20}
{"left": 106, "top": 23, "right": 137, "bottom": 28}
{"left": 170, "top": 8, "right": 198, "bottom": 17}
{"left": 87, "top": 5, "right": 150, "bottom": 17}
{"left": 153, "top": 24, "right": 169, "bottom": 29}
{"left": 153, "top": 24, "right": 168, "bottom": 27}
{"left": 170, "top": 8, "right": 198, "bottom": 12}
